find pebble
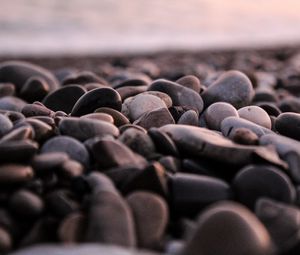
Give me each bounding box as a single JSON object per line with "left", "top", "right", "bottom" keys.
{"left": 127, "top": 94, "right": 167, "bottom": 121}
{"left": 148, "top": 79, "right": 203, "bottom": 113}
{"left": 0, "top": 113, "right": 13, "bottom": 137}
{"left": 278, "top": 96, "right": 300, "bottom": 113}
{"left": 0, "top": 83, "right": 15, "bottom": 97}
{"left": 71, "top": 87, "right": 122, "bottom": 117}
{"left": 0, "top": 227, "right": 12, "bottom": 253}
{"left": 20, "top": 76, "right": 49, "bottom": 103}
{"left": 41, "top": 136, "right": 90, "bottom": 167}
{"left": 182, "top": 201, "right": 274, "bottom": 255}
{"left": 231, "top": 127, "right": 259, "bottom": 145}
{"left": 221, "top": 116, "right": 273, "bottom": 138}
{"left": 275, "top": 112, "right": 300, "bottom": 141}
{"left": 91, "top": 138, "right": 147, "bottom": 169}
{"left": 169, "top": 173, "right": 232, "bottom": 217}
{"left": 9, "top": 189, "right": 44, "bottom": 218}
{"left": 43, "top": 85, "right": 86, "bottom": 113}
{"left": 84, "top": 173, "right": 136, "bottom": 247}
{"left": 255, "top": 198, "right": 300, "bottom": 253}
{"left": 0, "top": 60, "right": 59, "bottom": 92}
{"left": 58, "top": 213, "right": 85, "bottom": 243}
{"left": 201, "top": 70, "right": 254, "bottom": 108}
{"left": 81, "top": 112, "right": 114, "bottom": 124}
{"left": 0, "top": 126, "right": 33, "bottom": 142}
{"left": 204, "top": 102, "right": 239, "bottom": 131}
{"left": 177, "top": 110, "right": 198, "bottom": 126}
{"left": 133, "top": 107, "right": 175, "bottom": 129}
{"left": 233, "top": 164, "right": 296, "bottom": 209}
{"left": 238, "top": 105, "right": 272, "bottom": 129}
{"left": 118, "top": 128, "right": 156, "bottom": 158}
{"left": 127, "top": 191, "right": 168, "bottom": 249}
{"left": 62, "top": 71, "right": 108, "bottom": 86}
{"left": 59, "top": 117, "right": 119, "bottom": 141}
{"left": 0, "top": 164, "right": 34, "bottom": 184}
{"left": 95, "top": 107, "right": 130, "bottom": 126}
{"left": 116, "top": 85, "right": 148, "bottom": 100}
{"left": 0, "top": 96, "right": 26, "bottom": 112}
{"left": 255, "top": 102, "right": 281, "bottom": 117}
{"left": 21, "top": 103, "right": 54, "bottom": 117}
{"left": 176, "top": 75, "right": 201, "bottom": 93}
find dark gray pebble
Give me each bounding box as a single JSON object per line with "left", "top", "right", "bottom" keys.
{"left": 170, "top": 173, "right": 232, "bottom": 217}
{"left": 59, "top": 117, "right": 119, "bottom": 141}
{"left": 20, "top": 76, "right": 49, "bottom": 103}
{"left": 233, "top": 164, "right": 296, "bottom": 209}
{"left": 0, "top": 61, "right": 59, "bottom": 92}
{"left": 275, "top": 112, "right": 300, "bottom": 141}
{"left": 71, "top": 87, "right": 122, "bottom": 117}
{"left": 41, "top": 136, "right": 90, "bottom": 167}
{"left": 43, "top": 85, "right": 86, "bottom": 113}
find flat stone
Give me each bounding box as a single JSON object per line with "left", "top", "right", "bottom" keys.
{"left": 233, "top": 164, "right": 296, "bottom": 209}
{"left": 127, "top": 191, "right": 168, "bottom": 249}
{"left": 21, "top": 103, "right": 54, "bottom": 117}
{"left": 202, "top": 70, "right": 254, "bottom": 108}
{"left": 0, "top": 126, "right": 33, "bottom": 142}
{"left": 140, "top": 91, "right": 173, "bottom": 108}
{"left": 41, "top": 136, "right": 90, "bottom": 167}
{"left": 160, "top": 124, "right": 280, "bottom": 166}
{"left": 81, "top": 112, "right": 114, "bottom": 124}
{"left": 275, "top": 112, "right": 300, "bottom": 141}
{"left": 182, "top": 201, "right": 273, "bottom": 255}
{"left": 170, "top": 173, "right": 232, "bottom": 217}
{"left": 71, "top": 87, "right": 122, "bottom": 117}
{"left": 43, "top": 85, "right": 86, "bottom": 113}
{"left": 59, "top": 117, "right": 119, "bottom": 141}
{"left": 148, "top": 79, "right": 203, "bottom": 113}
{"left": 238, "top": 106, "right": 271, "bottom": 129}
{"left": 221, "top": 116, "right": 273, "bottom": 138}
{"left": 0, "top": 61, "right": 59, "bottom": 92}
{"left": 204, "top": 102, "right": 239, "bottom": 131}
{"left": 134, "top": 108, "right": 175, "bottom": 130}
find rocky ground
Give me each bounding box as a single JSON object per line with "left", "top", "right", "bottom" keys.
{"left": 0, "top": 47, "right": 300, "bottom": 255}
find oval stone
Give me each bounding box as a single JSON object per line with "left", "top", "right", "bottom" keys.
{"left": 238, "top": 106, "right": 271, "bottom": 129}
{"left": 43, "top": 85, "right": 86, "bottom": 113}
{"left": 182, "top": 201, "right": 274, "bottom": 255}
{"left": 41, "top": 136, "right": 90, "bottom": 167}
{"left": 202, "top": 70, "right": 254, "bottom": 108}
{"left": 71, "top": 87, "right": 122, "bottom": 117}
{"left": 275, "top": 112, "right": 300, "bottom": 141}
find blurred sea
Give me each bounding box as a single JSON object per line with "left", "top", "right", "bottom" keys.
{"left": 1, "top": 0, "right": 300, "bottom": 56}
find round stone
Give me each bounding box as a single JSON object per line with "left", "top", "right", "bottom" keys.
{"left": 238, "top": 106, "right": 271, "bottom": 129}
{"left": 202, "top": 70, "right": 254, "bottom": 108}
{"left": 177, "top": 110, "right": 199, "bottom": 126}
{"left": 204, "top": 102, "right": 239, "bottom": 131}
{"left": 176, "top": 75, "right": 201, "bottom": 93}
